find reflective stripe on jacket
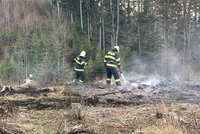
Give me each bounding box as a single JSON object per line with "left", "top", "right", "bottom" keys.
{"left": 104, "top": 50, "right": 121, "bottom": 68}
{"left": 74, "top": 56, "right": 86, "bottom": 72}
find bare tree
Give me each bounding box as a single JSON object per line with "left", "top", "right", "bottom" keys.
{"left": 137, "top": 0, "right": 141, "bottom": 56}
{"left": 102, "top": 0, "right": 105, "bottom": 54}
{"left": 99, "top": 17, "right": 102, "bottom": 50}
{"left": 116, "top": 0, "right": 120, "bottom": 46}
{"left": 87, "top": 0, "right": 90, "bottom": 41}
{"left": 110, "top": 0, "right": 115, "bottom": 46}
{"left": 57, "top": 0, "right": 60, "bottom": 17}
{"left": 80, "top": 0, "right": 83, "bottom": 30}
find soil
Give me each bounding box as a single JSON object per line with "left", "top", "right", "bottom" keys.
{"left": 0, "top": 76, "right": 199, "bottom": 134}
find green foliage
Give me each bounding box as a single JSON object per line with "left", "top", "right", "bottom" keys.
{"left": 67, "top": 29, "right": 96, "bottom": 63}
{"left": 92, "top": 53, "right": 105, "bottom": 78}
{"left": 0, "top": 55, "right": 20, "bottom": 83}
{"left": 132, "top": 123, "right": 142, "bottom": 131}
{"left": 12, "top": 34, "right": 26, "bottom": 75}
{"left": 86, "top": 53, "right": 105, "bottom": 81}
{"left": 86, "top": 58, "right": 94, "bottom": 81}
{"left": 0, "top": 28, "right": 17, "bottom": 57}
{"left": 10, "top": 28, "right": 74, "bottom": 86}
{"left": 0, "top": 0, "right": 166, "bottom": 84}
{"left": 0, "top": 28, "right": 16, "bottom": 46}
{"left": 124, "top": 12, "right": 163, "bottom": 73}
{"left": 35, "top": 59, "right": 73, "bottom": 87}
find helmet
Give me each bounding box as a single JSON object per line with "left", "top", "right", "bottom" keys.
{"left": 114, "top": 46, "right": 120, "bottom": 53}
{"left": 80, "top": 51, "right": 86, "bottom": 57}
{"left": 29, "top": 74, "right": 33, "bottom": 79}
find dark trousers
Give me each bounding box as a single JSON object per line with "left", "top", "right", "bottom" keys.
{"left": 106, "top": 67, "right": 121, "bottom": 86}
{"left": 75, "top": 71, "right": 85, "bottom": 83}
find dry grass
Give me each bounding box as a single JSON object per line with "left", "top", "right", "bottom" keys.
{"left": 138, "top": 125, "right": 185, "bottom": 134}
{"left": 0, "top": 86, "right": 199, "bottom": 134}
{"left": 2, "top": 102, "right": 198, "bottom": 134}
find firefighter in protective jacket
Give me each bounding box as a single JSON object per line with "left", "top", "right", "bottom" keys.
{"left": 74, "top": 51, "right": 87, "bottom": 83}
{"left": 104, "top": 46, "right": 122, "bottom": 86}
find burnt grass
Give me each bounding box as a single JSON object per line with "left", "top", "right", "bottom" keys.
{"left": 0, "top": 81, "right": 199, "bottom": 134}
{"left": 69, "top": 81, "right": 200, "bottom": 106}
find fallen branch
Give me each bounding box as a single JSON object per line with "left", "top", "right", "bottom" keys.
{"left": 95, "top": 90, "right": 132, "bottom": 96}
{"left": 0, "top": 86, "right": 53, "bottom": 96}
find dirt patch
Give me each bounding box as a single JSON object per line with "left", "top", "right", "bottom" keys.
{"left": 0, "top": 79, "right": 199, "bottom": 134}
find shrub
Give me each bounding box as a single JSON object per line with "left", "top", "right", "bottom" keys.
{"left": 68, "top": 109, "right": 85, "bottom": 121}
{"left": 86, "top": 53, "right": 105, "bottom": 81}
{"left": 92, "top": 53, "right": 105, "bottom": 79}
{"left": 0, "top": 55, "right": 20, "bottom": 84}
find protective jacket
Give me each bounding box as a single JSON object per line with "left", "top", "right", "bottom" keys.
{"left": 104, "top": 50, "right": 121, "bottom": 68}
{"left": 74, "top": 55, "right": 87, "bottom": 83}
{"left": 104, "top": 49, "right": 121, "bottom": 86}
{"left": 74, "top": 56, "right": 87, "bottom": 72}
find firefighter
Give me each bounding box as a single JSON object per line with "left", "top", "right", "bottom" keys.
{"left": 104, "top": 46, "right": 122, "bottom": 86}
{"left": 20, "top": 74, "right": 37, "bottom": 88}
{"left": 74, "top": 51, "right": 87, "bottom": 84}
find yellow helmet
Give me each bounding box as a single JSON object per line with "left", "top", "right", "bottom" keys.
{"left": 114, "top": 46, "right": 120, "bottom": 52}
{"left": 80, "top": 51, "right": 86, "bottom": 57}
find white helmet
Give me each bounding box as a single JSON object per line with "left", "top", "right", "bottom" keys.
{"left": 80, "top": 51, "right": 86, "bottom": 57}
{"left": 114, "top": 46, "right": 120, "bottom": 53}
{"left": 29, "top": 74, "right": 33, "bottom": 79}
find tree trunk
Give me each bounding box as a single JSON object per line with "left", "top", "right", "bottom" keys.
{"left": 102, "top": 11, "right": 105, "bottom": 54}
{"left": 25, "top": 52, "right": 28, "bottom": 79}
{"left": 57, "top": 0, "right": 60, "bottom": 17}
{"left": 110, "top": 0, "right": 115, "bottom": 46}
{"left": 183, "top": 0, "right": 187, "bottom": 80}
{"left": 87, "top": 0, "right": 90, "bottom": 41}
{"left": 99, "top": 17, "right": 102, "bottom": 51}
{"left": 138, "top": 0, "right": 141, "bottom": 56}
{"left": 116, "top": 0, "right": 120, "bottom": 46}
{"left": 100, "top": 0, "right": 105, "bottom": 54}
{"left": 164, "top": 0, "right": 169, "bottom": 77}
{"left": 80, "top": 0, "right": 83, "bottom": 30}
{"left": 187, "top": 0, "right": 191, "bottom": 81}
{"left": 194, "top": 0, "right": 197, "bottom": 28}
{"left": 71, "top": 13, "right": 74, "bottom": 23}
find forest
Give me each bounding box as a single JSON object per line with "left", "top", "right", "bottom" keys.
{"left": 0, "top": 1, "right": 200, "bottom": 134}
{"left": 0, "top": 0, "right": 200, "bottom": 85}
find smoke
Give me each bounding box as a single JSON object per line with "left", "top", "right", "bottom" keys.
{"left": 160, "top": 48, "right": 182, "bottom": 80}
{"left": 140, "top": 76, "right": 161, "bottom": 87}
{"left": 124, "top": 47, "right": 184, "bottom": 81}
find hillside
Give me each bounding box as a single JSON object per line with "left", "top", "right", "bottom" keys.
{"left": 0, "top": 1, "right": 200, "bottom": 134}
